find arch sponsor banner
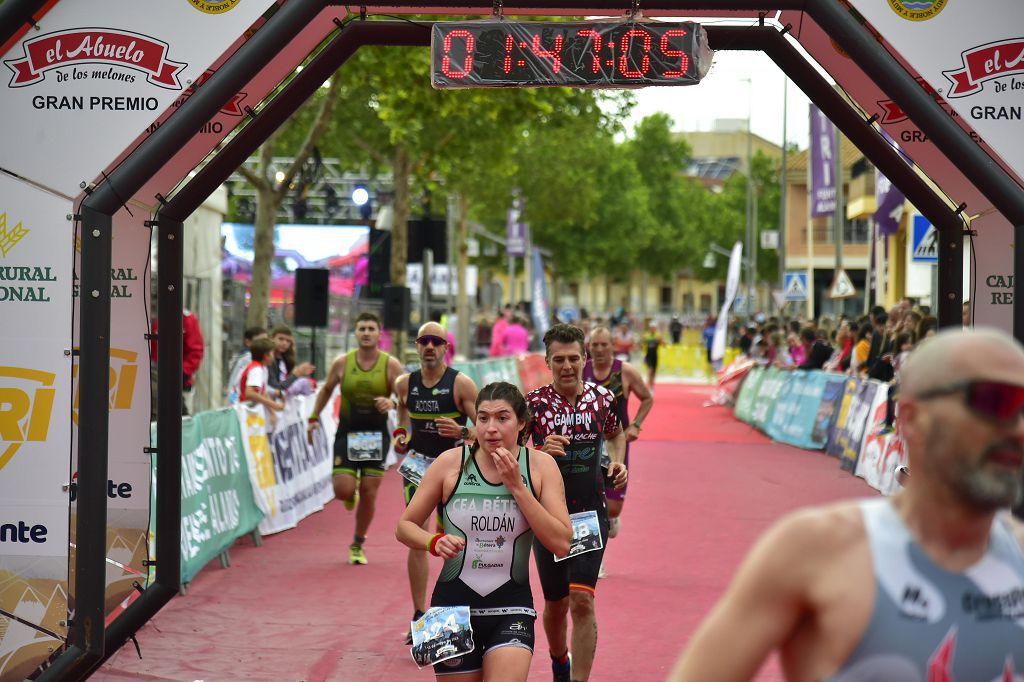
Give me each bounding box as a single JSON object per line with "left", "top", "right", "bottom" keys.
{"left": 0, "top": 175, "right": 73, "bottom": 679}
{"left": 0, "top": 0, "right": 277, "bottom": 197}
{"left": 779, "top": 10, "right": 1014, "bottom": 331}
{"left": 68, "top": 208, "right": 152, "bottom": 616}
{"left": 846, "top": 0, "right": 1024, "bottom": 188}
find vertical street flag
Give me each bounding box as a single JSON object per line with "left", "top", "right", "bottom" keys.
{"left": 506, "top": 197, "right": 526, "bottom": 257}
{"left": 530, "top": 248, "right": 551, "bottom": 339}
{"left": 711, "top": 241, "right": 744, "bottom": 363}
{"left": 874, "top": 171, "right": 905, "bottom": 237}
{"left": 810, "top": 104, "right": 836, "bottom": 217}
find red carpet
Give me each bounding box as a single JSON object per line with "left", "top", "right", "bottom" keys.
{"left": 95, "top": 384, "right": 875, "bottom": 681}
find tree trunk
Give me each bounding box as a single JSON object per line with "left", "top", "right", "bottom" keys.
{"left": 247, "top": 143, "right": 278, "bottom": 328}
{"left": 389, "top": 146, "right": 412, "bottom": 360}
{"left": 456, "top": 193, "right": 470, "bottom": 361}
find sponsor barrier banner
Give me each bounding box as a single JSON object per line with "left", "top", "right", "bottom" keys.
{"left": 812, "top": 376, "right": 849, "bottom": 451}
{"left": 733, "top": 366, "right": 765, "bottom": 424}
{"left": 825, "top": 377, "right": 861, "bottom": 459}
{"left": 0, "top": 0, "right": 278, "bottom": 197}
{"left": 708, "top": 357, "right": 756, "bottom": 406}
{"left": 515, "top": 353, "right": 550, "bottom": 394}
{"left": 837, "top": 380, "right": 887, "bottom": 473}
{"left": 765, "top": 371, "right": 833, "bottom": 450}
{"left": 177, "top": 409, "right": 264, "bottom": 584}
{"left": 856, "top": 418, "right": 908, "bottom": 496}
{"left": 237, "top": 396, "right": 334, "bottom": 536}
{"left": 751, "top": 367, "right": 787, "bottom": 431}
{"left": 0, "top": 174, "right": 73, "bottom": 679}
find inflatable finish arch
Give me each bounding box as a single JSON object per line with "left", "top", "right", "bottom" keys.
{"left": 0, "top": 1, "right": 1021, "bottom": 679}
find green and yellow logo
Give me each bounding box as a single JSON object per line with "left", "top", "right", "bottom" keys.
{"left": 71, "top": 348, "right": 139, "bottom": 425}
{"left": 887, "top": 0, "right": 948, "bottom": 21}
{"left": 0, "top": 366, "right": 56, "bottom": 471}
{"left": 0, "top": 211, "right": 29, "bottom": 257}
{"left": 189, "top": 0, "right": 240, "bottom": 14}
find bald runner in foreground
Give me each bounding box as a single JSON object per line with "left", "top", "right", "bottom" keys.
{"left": 669, "top": 327, "right": 1024, "bottom": 681}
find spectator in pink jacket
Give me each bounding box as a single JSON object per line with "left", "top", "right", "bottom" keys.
{"left": 501, "top": 316, "right": 531, "bottom": 356}
{"left": 489, "top": 305, "right": 513, "bottom": 357}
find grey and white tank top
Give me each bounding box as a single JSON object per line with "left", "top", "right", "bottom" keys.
{"left": 827, "top": 498, "right": 1024, "bottom": 681}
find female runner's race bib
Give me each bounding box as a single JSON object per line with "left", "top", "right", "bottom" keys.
{"left": 398, "top": 451, "right": 431, "bottom": 485}
{"left": 410, "top": 606, "right": 474, "bottom": 667}
{"left": 555, "top": 510, "right": 603, "bottom": 562}
{"left": 347, "top": 431, "right": 384, "bottom": 462}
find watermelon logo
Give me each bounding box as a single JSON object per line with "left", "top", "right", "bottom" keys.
{"left": 887, "top": 0, "right": 948, "bottom": 21}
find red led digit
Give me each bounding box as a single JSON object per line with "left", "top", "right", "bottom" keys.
{"left": 504, "top": 34, "right": 514, "bottom": 74}
{"left": 531, "top": 33, "right": 564, "bottom": 74}
{"left": 442, "top": 29, "right": 475, "bottom": 79}
{"left": 660, "top": 29, "right": 689, "bottom": 78}
{"left": 576, "top": 29, "right": 603, "bottom": 73}
{"left": 618, "top": 28, "right": 652, "bottom": 78}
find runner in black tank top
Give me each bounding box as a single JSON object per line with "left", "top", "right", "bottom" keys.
{"left": 394, "top": 322, "right": 479, "bottom": 643}
{"left": 584, "top": 327, "right": 655, "bottom": 547}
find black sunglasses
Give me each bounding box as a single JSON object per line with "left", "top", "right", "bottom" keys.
{"left": 916, "top": 380, "right": 1024, "bottom": 422}
{"left": 416, "top": 335, "right": 447, "bottom": 347}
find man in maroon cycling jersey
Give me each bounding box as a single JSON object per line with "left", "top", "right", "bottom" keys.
{"left": 527, "top": 324, "right": 627, "bottom": 682}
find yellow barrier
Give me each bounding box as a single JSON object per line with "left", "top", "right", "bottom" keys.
{"left": 632, "top": 344, "right": 740, "bottom": 381}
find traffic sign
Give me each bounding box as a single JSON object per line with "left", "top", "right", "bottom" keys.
{"left": 783, "top": 272, "right": 809, "bottom": 301}
{"left": 828, "top": 268, "right": 857, "bottom": 299}
{"left": 912, "top": 214, "right": 938, "bottom": 263}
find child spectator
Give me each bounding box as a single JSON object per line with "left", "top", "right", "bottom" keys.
{"left": 226, "top": 326, "right": 266, "bottom": 405}
{"left": 240, "top": 337, "right": 284, "bottom": 423}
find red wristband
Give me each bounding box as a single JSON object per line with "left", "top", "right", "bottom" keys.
{"left": 428, "top": 533, "right": 444, "bottom": 556}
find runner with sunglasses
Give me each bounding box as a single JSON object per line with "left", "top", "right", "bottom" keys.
{"left": 396, "top": 381, "right": 572, "bottom": 681}
{"left": 307, "top": 312, "right": 403, "bottom": 565}
{"left": 670, "top": 327, "right": 1024, "bottom": 681}
{"left": 527, "top": 324, "right": 627, "bottom": 682}
{"left": 394, "top": 321, "right": 480, "bottom": 643}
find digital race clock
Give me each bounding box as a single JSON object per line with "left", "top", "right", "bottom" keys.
{"left": 431, "top": 20, "right": 713, "bottom": 89}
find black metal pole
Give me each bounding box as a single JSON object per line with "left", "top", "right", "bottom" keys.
{"left": 707, "top": 25, "right": 965, "bottom": 329}
{"left": 0, "top": 0, "right": 49, "bottom": 50}
{"left": 38, "top": 205, "right": 112, "bottom": 680}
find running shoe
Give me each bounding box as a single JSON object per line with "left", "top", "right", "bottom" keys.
{"left": 598, "top": 561, "right": 608, "bottom": 579}
{"left": 608, "top": 516, "right": 621, "bottom": 538}
{"left": 405, "top": 611, "right": 425, "bottom": 645}
{"left": 349, "top": 543, "right": 368, "bottom": 565}
{"left": 343, "top": 489, "right": 359, "bottom": 512}
{"left": 551, "top": 654, "right": 571, "bottom": 682}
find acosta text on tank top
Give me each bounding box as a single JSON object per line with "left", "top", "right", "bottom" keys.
{"left": 826, "top": 498, "right": 1024, "bottom": 682}
{"left": 526, "top": 382, "right": 619, "bottom": 514}
{"left": 433, "top": 446, "right": 536, "bottom": 613}
{"left": 408, "top": 367, "right": 467, "bottom": 458}
{"left": 338, "top": 349, "right": 389, "bottom": 434}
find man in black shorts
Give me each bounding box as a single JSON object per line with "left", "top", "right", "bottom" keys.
{"left": 393, "top": 321, "right": 478, "bottom": 642}
{"left": 527, "top": 324, "right": 627, "bottom": 682}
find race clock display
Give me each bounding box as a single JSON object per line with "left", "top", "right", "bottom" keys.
{"left": 431, "top": 20, "right": 713, "bottom": 89}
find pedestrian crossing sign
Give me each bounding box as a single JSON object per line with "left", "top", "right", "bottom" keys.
{"left": 783, "top": 272, "right": 809, "bottom": 301}
{"left": 912, "top": 215, "right": 938, "bottom": 263}
{"left": 829, "top": 268, "right": 857, "bottom": 299}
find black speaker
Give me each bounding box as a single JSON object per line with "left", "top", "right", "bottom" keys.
{"left": 294, "top": 268, "right": 329, "bottom": 327}
{"left": 382, "top": 285, "right": 410, "bottom": 330}
{"left": 366, "top": 227, "right": 391, "bottom": 299}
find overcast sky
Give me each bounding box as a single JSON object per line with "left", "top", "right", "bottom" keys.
{"left": 625, "top": 49, "right": 813, "bottom": 150}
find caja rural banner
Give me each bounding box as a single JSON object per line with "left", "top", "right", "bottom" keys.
{"left": 0, "top": 175, "right": 73, "bottom": 679}
{"left": 177, "top": 409, "right": 264, "bottom": 584}
{"left": 69, "top": 208, "right": 152, "bottom": 618}
{"left": 0, "top": 0, "right": 278, "bottom": 198}
{"left": 236, "top": 396, "right": 335, "bottom": 536}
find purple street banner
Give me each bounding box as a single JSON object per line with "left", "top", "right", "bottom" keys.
{"left": 530, "top": 248, "right": 551, "bottom": 338}
{"left": 506, "top": 197, "right": 525, "bottom": 257}
{"left": 874, "top": 171, "right": 905, "bottom": 237}
{"left": 809, "top": 104, "right": 836, "bottom": 217}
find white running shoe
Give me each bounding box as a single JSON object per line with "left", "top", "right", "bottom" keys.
{"left": 598, "top": 562, "right": 608, "bottom": 579}
{"left": 608, "top": 516, "right": 621, "bottom": 539}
